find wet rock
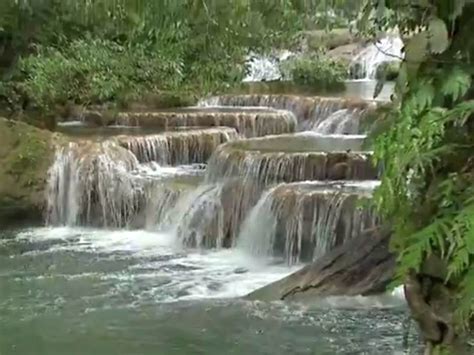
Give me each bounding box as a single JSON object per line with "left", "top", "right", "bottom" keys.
{"left": 246, "top": 226, "right": 394, "bottom": 301}
{"left": 233, "top": 267, "right": 248, "bottom": 274}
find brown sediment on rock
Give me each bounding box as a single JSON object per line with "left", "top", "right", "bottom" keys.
{"left": 205, "top": 134, "right": 377, "bottom": 184}
{"left": 0, "top": 118, "right": 58, "bottom": 224}
{"left": 246, "top": 226, "right": 394, "bottom": 300}
{"left": 114, "top": 127, "right": 238, "bottom": 165}
{"left": 111, "top": 107, "right": 297, "bottom": 138}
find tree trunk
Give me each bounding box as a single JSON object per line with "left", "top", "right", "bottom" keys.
{"left": 404, "top": 271, "right": 472, "bottom": 354}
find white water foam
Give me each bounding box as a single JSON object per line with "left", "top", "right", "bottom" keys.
{"left": 243, "top": 50, "right": 294, "bottom": 82}
{"left": 12, "top": 227, "right": 301, "bottom": 302}
{"left": 350, "top": 36, "right": 403, "bottom": 80}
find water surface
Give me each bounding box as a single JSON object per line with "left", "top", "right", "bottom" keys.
{"left": 0, "top": 227, "right": 419, "bottom": 354}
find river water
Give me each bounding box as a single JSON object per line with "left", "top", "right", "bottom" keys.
{"left": 0, "top": 227, "right": 419, "bottom": 354}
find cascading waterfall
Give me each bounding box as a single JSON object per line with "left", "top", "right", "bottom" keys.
{"left": 116, "top": 128, "right": 238, "bottom": 165}
{"left": 46, "top": 141, "right": 143, "bottom": 227}
{"left": 161, "top": 133, "right": 377, "bottom": 249}
{"left": 243, "top": 50, "right": 294, "bottom": 82}
{"left": 237, "top": 181, "right": 380, "bottom": 265}
{"left": 198, "top": 94, "right": 371, "bottom": 132}
{"left": 115, "top": 108, "right": 297, "bottom": 138}
{"left": 313, "top": 108, "right": 363, "bottom": 135}
{"left": 45, "top": 128, "right": 232, "bottom": 228}
{"left": 350, "top": 36, "right": 403, "bottom": 80}
{"left": 205, "top": 141, "right": 377, "bottom": 184}
{"left": 158, "top": 179, "right": 260, "bottom": 248}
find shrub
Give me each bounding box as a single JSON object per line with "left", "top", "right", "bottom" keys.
{"left": 281, "top": 55, "right": 347, "bottom": 92}
{"left": 14, "top": 38, "right": 184, "bottom": 111}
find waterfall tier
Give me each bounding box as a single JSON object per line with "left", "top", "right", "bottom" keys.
{"left": 313, "top": 108, "right": 363, "bottom": 134}
{"left": 205, "top": 134, "right": 377, "bottom": 184}
{"left": 46, "top": 140, "right": 143, "bottom": 227}
{"left": 115, "top": 127, "right": 238, "bottom": 165}
{"left": 238, "top": 181, "right": 380, "bottom": 265}
{"left": 350, "top": 36, "right": 403, "bottom": 80}
{"left": 114, "top": 107, "right": 296, "bottom": 138}
{"left": 199, "top": 95, "right": 374, "bottom": 132}
{"left": 45, "top": 127, "right": 228, "bottom": 227}
{"left": 155, "top": 133, "right": 376, "bottom": 249}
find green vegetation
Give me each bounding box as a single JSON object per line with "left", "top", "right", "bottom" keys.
{"left": 0, "top": 118, "right": 56, "bottom": 221}
{"left": 281, "top": 54, "right": 347, "bottom": 92}
{"left": 304, "top": 28, "right": 355, "bottom": 51}
{"left": 0, "top": 0, "right": 350, "bottom": 121}
{"left": 363, "top": 0, "right": 474, "bottom": 352}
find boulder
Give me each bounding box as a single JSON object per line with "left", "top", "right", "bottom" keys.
{"left": 246, "top": 226, "right": 394, "bottom": 301}
{"left": 0, "top": 118, "right": 57, "bottom": 224}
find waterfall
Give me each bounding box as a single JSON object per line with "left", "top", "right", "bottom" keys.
{"left": 350, "top": 36, "right": 403, "bottom": 80}
{"left": 116, "top": 128, "right": 238, "bottom": 165}
{"left": 158, "top": 179, "right": 260, "bottom": 248}
{"left": 198, "top": 94, "right": 371, "bottom": 131}
{"left": 205, "top": 138, "right": 377, "bottom": 185}
{"left": 238, "top": 181, "right": 380, "bottom": 265}
{"left": 45, "top": 128, "right": 228, "bottom": 228}
{"left": 243, "top": 50, "right": 294, "bottom": 82}
{"left": 313, "top": 109, "right": 362, "bottom": 134}
{"left": 46, "top": 141, "right": 143, "bottom": 227}
{"left": 115, "top": 108, "right": 297, "bottom": 138}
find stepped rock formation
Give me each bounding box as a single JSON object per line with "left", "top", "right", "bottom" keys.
{"left": 0, "top": 118, "right": 57, "bottom": 223}
{"left": 238, "top": 181, "right": 379, "bottom": 265}
{"left": 116, "top": 127, "right": 238, "bottom": 165}
{"left": 163, "top": 133, "right": 377, "bottom": 249}
{"left": 206, "top": 133, "right": 377, "bottom": 184}
{"left": 45, "top": 127, "right": 231, "bottom": 227}
{"left": 199, "top": 94, "right": 374, "bottom": 131}
{"left": 246, "top": 226, "right": 394, "bottom": 300}
{"left": 113, "top": 107, "right": 297, "bottom": 138}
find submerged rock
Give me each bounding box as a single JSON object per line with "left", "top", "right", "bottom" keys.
{"left": 0, "top": 118, "right": 56, "bottom": 223}
{"left": 246, "top": 226, "right": 394, "bottom": 300}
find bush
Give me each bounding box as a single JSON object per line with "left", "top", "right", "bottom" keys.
{"left": 281, "top": 55, "right": 347, "bottom": 92}
{"left": 13, "top": 39, "right": 184, "bottom": 111}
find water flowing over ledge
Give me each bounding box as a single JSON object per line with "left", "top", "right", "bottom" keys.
{"left": 350, "top": 36, "right": 403, "bottom": 80}
{"left": 114, "top": 107, "right": 297, "bottom": 138}
{"left": 46, "top": 127, "right": 236, "bottom": 227}
{"left": 238, "top": 181, "right": 380, "bottom": 265}
{"left": 198, "top": 94, "right": 374, "bottom": 132}
{"left": 205, "top": 134, "right": 377, "bottom": 185}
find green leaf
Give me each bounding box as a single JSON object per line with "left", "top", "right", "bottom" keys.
{"left": 427, "top": 17, "right": 449, "bottom": 54}
{"left": 441, "top": 67, "right": 471, "bottom": 101}
{"left": 403, "top": 31, "right": 428, "bottom": 77}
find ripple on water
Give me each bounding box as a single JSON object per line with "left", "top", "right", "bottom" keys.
{"left": 0, "top": 227, "right": 415, "bottom": 354}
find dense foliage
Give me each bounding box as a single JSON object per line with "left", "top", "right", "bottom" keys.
{"left": 0, "top": 0, "right": 323, "bottom": 114}
{"left": 363, "top": 0, "right": 474, "bottom": 351}
{"left": 281, "top": 54, "right": 347, "bottom": 91}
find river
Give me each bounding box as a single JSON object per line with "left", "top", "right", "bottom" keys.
{"left": 1, "top": 227, "right": 418, "bottom": 354}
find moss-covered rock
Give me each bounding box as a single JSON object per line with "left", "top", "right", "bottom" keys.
{"left": 0, "top": 118, "right": 56, "bottom": 224}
